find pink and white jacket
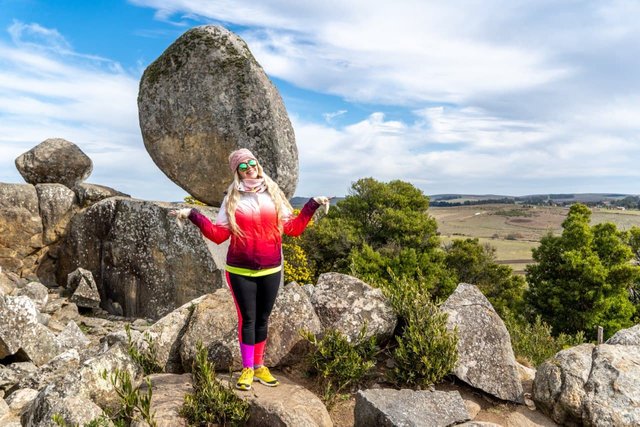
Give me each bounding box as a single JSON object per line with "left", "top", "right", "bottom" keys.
{"left": 188, "top": 190, "right": 319, "bottom": 272}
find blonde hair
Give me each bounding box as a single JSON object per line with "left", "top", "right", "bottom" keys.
{"left": 225, "top": 162, "right": 293, "bottom": 236}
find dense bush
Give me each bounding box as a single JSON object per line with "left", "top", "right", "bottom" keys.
{"left": 391, "top": 294, "right": 458, "bottom": 387}
{"left": 300, "top": 178, "right": 441, "bottom": 281}
{"left": 503, "top": 311, "right": 585, "bottom": 367}
{"left": 181, "top": 342, "right": 249, "bottom": 426}
{"left": 367, "top": 274, "right": 458, "bottom": 388}
{"left": 302, "top": 327, "right": 378, "bottom": 404}
{"left": 526, "top": 204, "right": 638, "bottom": 338}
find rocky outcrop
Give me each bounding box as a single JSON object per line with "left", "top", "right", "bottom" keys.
{"left": 15, "top": 138, "right": 92, "bottom": 189}
{"left": 0, "top": 184, "right": 43, "bottom": 278}
{"left": 179, "top": 289, "right": 239, "bottom": 371}
{"left": 59, "top": 198, "right": 227, "bottom": 319}
{"left": 355, "top": 388, "right": 470, "bottom": 427}
{"left": 12, "top": 281, "right": 48, "bottom": 310}
{"left": 138, "top": 25, "right": 298, "bottom": 206}
{"left": 35, "top": 184, "right": 79, "bottom": 245}
{"left": 534, "top": 343, "right": 640, "bottom": 426}
{"left": 264, "top": 282, "right": 323, "bottom": 366}
{"left": 68, "top": 268, "right": 101, "bottom": 309}
{"left": 0, "top": 295, "right": 62, "bottom": 366}
{"left": 441, "top": 283, "right": 523, "bottom": 403}
{"left": 606, "top": 324, "right": 640, "bottom": 345}
{"left": 234, "top": 373, "right": 333, "bottom": 427}
{"left": 311, "top": 272, "right": 396, "bottom": 342}
{"left": 127, "top": 295, "right": 207, "bottom": 373}
{"left": 73, "top": 183, "right": 130, "bottom": 208}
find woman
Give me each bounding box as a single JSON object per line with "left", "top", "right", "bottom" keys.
{"left": 170, "top": 148, "right": 328, "bottom": 391}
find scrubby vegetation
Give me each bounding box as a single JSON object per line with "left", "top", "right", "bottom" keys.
{"left": 287, "top": 178, "right": 640, "bottom": 386}
{"left": 302, "top": 326, "right": 378, "bottom": 405}
{"left": 503, "top": 311, "right": 585, "bottom": 367}
{"left": 180, "top": 341, "right": 249, "bottom": 426}
{"left": 125, "top": 324, "right": 163, "bottom": 376}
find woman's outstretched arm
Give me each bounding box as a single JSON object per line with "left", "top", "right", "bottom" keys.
{"left": 283, "top": 197, "right": 328, "bottom": 236}
{"left": 188, "top": 209, "right": 231, "bottom": 244}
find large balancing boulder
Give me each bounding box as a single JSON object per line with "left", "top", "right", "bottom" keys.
{"left": 138, "top": 25, "right": 298, "bottom": 206}
{"left": 15, "top": 138, "right": 92, "bottom": 189}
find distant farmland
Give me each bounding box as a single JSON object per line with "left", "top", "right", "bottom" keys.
{"left": 430, "top": 204, "right": 640, "bottom": 274}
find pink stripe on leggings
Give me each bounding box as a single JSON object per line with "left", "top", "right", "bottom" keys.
{"left": 226, "top": 271, "right": 253, "bottom": 368}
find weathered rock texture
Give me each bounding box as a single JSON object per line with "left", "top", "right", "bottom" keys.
{"left": 311, "top": 272, "right": 396, "bottom": 342}
{"left": 441, "top": 283, "right": 523, "bottom": 403}
{"left": 264, "top": 282, "right": 323, "bottom": 367}
{"left": 138, "top": 25, "right": 298, "bottom": 206}
{"left": 0, "top": 184, "right": 43, "bottom": 278}
{"left": 179, "top": 289, "right": 239, "bottom": 371}
{"left": 132, "top": 374, "right": 192, "bottom": 427}
{"left": 534, "top": 343, "right": 640, "bottom": 426}
{"left": 15, "top": 138, "right": 92, "bottom": 189}
{"left": 68, "top": 269, "right": 101, "bottom": 309}
{"left": 59, "top": 198, "right": 227, "bottom": 319}
{"left": 355, "top": 388, "right": 470, "bottom": 427}
{"left": 232, "top": 374, "right": 333, "bottom": 427}
{"left": 73, "top": 183, "right": 130, "bottom": 208}
{"left": 0, "top": 295, "right": 62, "bottom": 366}
{"left": 606, "top": 323, "right": 640, "bottom": 345}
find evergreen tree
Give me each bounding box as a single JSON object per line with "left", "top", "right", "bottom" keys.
{"left": 525, "top": 204, "right": 638, "bottom": 338}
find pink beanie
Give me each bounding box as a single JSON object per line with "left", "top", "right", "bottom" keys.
{"left": 228, "top": 148, "right": 257, "bottom": 172}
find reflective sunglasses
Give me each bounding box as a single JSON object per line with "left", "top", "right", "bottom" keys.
{"left": 238, "top": 159, "right": 258, "bottom": 172}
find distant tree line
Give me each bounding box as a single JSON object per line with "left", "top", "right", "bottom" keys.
{"left": 430, "top": 197, "right": 515, "bottom": 207}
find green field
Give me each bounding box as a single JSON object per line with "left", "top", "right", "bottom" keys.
{"left": 430, "top": 204, "right": 640, "bottom": 274}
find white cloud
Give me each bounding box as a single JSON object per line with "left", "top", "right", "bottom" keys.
{"left": 0, "top": 21, "right": 187, "bottom": 202}
{"left": 293, "top": 105, "right": 640, "bottom": 196}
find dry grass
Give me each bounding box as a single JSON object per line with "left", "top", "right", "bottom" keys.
{"left": 431, "top": 204, "right": 640, "bottom": 269}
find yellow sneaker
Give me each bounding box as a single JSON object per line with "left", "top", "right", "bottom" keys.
{"left": 253, "top": 366, "right": 279, "bottom": 387}
{"left": 236, "top": 367, "right": 254, "bottom": 391}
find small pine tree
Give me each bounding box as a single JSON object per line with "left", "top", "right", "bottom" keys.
{"left": 526, "top": 204, "right": 638, "bottom": 338}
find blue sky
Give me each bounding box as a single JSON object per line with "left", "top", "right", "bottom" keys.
{"left": 1, "top": 0, "right": 639, "bottom": 201}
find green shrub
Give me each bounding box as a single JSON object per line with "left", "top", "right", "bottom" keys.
{"left": 390, "top": 296, "right": 458, "bottom": 388}
{"left": 503, "top": 311, "right": 585, "bottom": 367}
{"left": 181, "top": 341, "right": 249, "bottom": 426}
{"left": 302, "top": 326, "right": 378, "bottom": 405}
{"left": 126, "top": 324, "right": 163, "bottom": 375}
{"left": 101, "top": 368, "right": 156, "bottom": 427}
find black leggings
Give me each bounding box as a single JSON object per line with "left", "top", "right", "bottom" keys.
{"left": 227, "top": 271, "right": 281, "bottom": 344}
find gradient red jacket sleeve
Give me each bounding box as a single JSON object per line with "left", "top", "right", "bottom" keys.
{"left": 188, "top": 209, "right": 231, "bottom": 244}
{"left": 283, "top": 198, "right": 321, "bottom": 237}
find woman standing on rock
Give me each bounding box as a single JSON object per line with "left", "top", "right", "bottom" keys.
{"left": 170, "top": 148, "right": 329, "bottom": 391}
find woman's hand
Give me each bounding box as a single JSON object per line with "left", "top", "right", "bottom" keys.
{"left": 313, "top": 196, "right": 331, "bottom": 214}
{"left": 169, "top": 208, "right": 192, "bottom": 229}
{"left": 169, "top": 208, "right": 192, "bottom": 219}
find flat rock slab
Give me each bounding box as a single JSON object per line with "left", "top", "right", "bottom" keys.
{"left": 224, "top": 372, "right": 333, "bottom": 427}
{"left": 355, "top": 388, "right": 470, "bottom": 427}
{"left": 134, "top": 373, "right": 192, "bottom": 427}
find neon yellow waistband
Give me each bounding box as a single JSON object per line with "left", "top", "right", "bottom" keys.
{"left": 225, "top": 265, "right": 282, "bottom": 277}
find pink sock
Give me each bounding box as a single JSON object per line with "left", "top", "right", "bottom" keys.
{"left": 240, "top": 343, "right": 254, "bottom": 368}
{"left": 254, "top": 340, "right": 266, "bottom": 367}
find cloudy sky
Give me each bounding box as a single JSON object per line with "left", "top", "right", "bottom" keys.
{"left": 1, "top": 0, "right": 639, "bottom": 201}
